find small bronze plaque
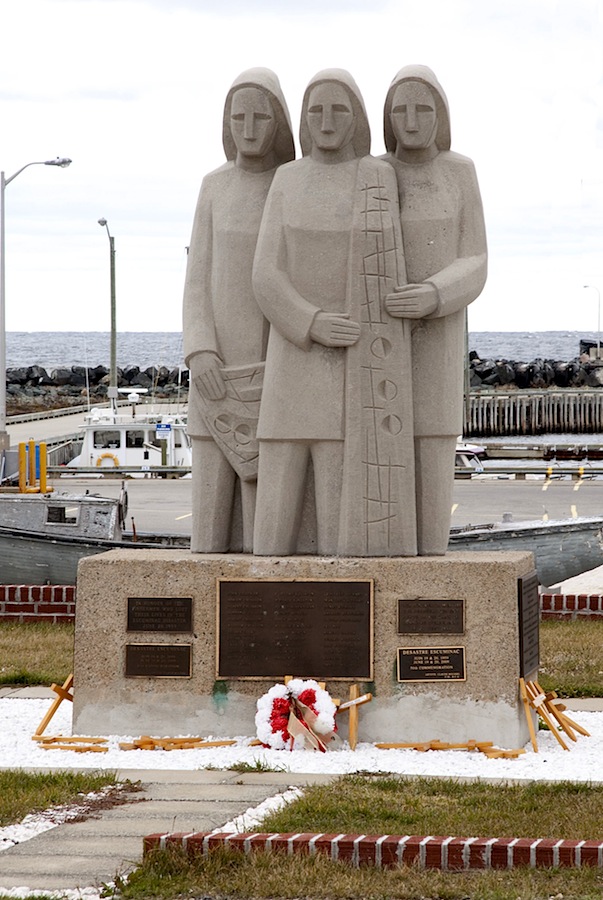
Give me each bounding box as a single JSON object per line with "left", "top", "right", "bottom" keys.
{"left": 127, "top": 597, "right": 193, "bottom": 633}
{"left": 218, "top": 580, "right": 372, "bottom": 679}
{"left": 518, "top": 571, "right": 540, "bottom": 677}
{"left": 398, "top": 599, "right": 464, "bottom": 634}
{"left": 125, "top": 644, "right": 191, "bottom": 678}
{"left": 398, "top": 647, "right": 466, "bottom": 682}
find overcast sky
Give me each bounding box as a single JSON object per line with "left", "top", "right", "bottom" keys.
{"left": 0, "top": 0, "right": 601, "bottom": 335}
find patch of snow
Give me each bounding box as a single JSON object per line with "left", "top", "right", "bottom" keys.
{"left": 0, "top": 697, "right": 602, "bottom": 781}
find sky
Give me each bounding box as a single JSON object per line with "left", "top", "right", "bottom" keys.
{"left": 0, "top": 0, "right": 602, "bottom": 335}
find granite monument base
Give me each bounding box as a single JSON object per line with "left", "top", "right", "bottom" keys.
{"left": 73, "top": 550, "right": 536, "bottom": 748}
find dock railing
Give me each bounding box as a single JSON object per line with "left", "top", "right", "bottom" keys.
{"left": 464, "top": 389, "right": 603, "bottom": 436}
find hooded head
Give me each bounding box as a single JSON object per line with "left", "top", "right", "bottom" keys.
{"left": 300, "top": 68, "right": 370, "bottom": 158}
{"left": 383, "top": 64, "right": 451, "bottom": 153}
{"left": 223, "top": 68, "right": 295, "bottom": 165}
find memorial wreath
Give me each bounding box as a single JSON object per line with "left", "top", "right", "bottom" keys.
{"left": 255, "top": 679, "right": 338, "bottom": 751}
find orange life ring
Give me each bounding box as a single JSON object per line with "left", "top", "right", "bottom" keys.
{"left": 96, "top": 452, "right": 120, "bottom": 467}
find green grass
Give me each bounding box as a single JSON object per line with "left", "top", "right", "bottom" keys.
{"left": 228, "top": 759, "right": 287, "bottom": 773}
{"left": 0, "top": 621, "right": 73, "bottom": 686}
{"left": 540, "top": 618, "right": 603, "bottom": 697}
{"left": 118, "top": 843, "right": 603, "bottom": 900}
{"left": 260, "top": 776, "right": 603, "bottom": 841}
{"left": 115, "top": 776, "right": 603, "bottom": 900}
{"left": 0, "top": 769, "right": 119, "bottom": 826}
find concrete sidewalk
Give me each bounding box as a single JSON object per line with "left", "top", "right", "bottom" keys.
{"left": 0, "top": 769, "right": 334, "bottom": 892}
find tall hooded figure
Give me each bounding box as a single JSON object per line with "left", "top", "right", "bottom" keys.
{"left": 253, "top": 69, "right": 417, "bottom": 557}
{"left": 183, "top": 68, "right": 295, "bottom": 553}
{"left": 382, "top": 65, "right": 487, "bottom": 555}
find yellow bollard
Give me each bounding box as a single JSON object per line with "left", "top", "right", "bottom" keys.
{"left": 18, "top": 441, "right": 52, "bottom": 494}
{"left": 18, "top": 443, "right": 27, "bottom": 493}
{"left": 28, "top": 440, "right": 36, "bottom": 488}
{"left": 39, "top": 442, "right": 49, "bottom": 493}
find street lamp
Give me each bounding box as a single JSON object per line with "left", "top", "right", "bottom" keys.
{"left": 583, "top": 284, "right": 601, "bottom": 359}
{"left": 0, "top": 157, "right": 72, "bottom": 457}
{"left": 97, "top": 218, "right": 117, "bottom": 411}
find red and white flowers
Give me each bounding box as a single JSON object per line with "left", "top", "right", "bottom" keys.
{"left": 255, "top": 679, "right": 338, "bottom": 751}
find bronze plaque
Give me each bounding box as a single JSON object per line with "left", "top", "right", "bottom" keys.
{"left": 398, "top": 647, "right": 466, "bottom": 682}
{"left": 217, "top": 580, "right": 372, "bottom": 679}
{"left": 398, "top": 599, "right": 464, "bottom": 634}
{"left": 518, "top": 571, "right": 540, "bottom": 677}
{"left": 127, "top": 597, "right": 192, "bottom": 633}
{"left": 125, "top": 644, "right": 191, "bottom": 678}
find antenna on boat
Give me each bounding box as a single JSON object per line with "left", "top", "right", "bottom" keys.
{"left": 118, "top": 387, "right": 148, "bottom": 418}
{"left": 98, "top": 217, "right": 118, "bottom": 416}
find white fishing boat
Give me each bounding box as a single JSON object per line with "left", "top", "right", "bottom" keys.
{"left": 66, "top": 390, "right": 191, "bottom": 472}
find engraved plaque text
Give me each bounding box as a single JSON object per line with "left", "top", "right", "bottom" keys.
{"left": 125, "top": 644, "right": 191, "bottom": 678}
{"left": 518, "top": 571, "right": 540, "bottom": 677}
{"left": 397, "top": 646, "right": 466, "bottom": 682}
{"left": 398, "top": 599, "right": 464, "bottom": 634}
{"left": 218, "top": 580, "right": 372, "bottom": 679}
{"left": 127, "top": 597, "right": 193, "bottom": 633}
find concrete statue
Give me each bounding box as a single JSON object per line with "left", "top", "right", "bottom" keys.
{"left": 183, "top": 68, "right": 294, "bottom": 552}
{"left": 253, "top": 69, "right": 417, "bottom": 557}
{"left": 382, "top": 64, "right": 487, "bottom": 555}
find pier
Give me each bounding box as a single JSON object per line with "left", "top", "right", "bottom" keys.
{"left": 465, "top": 389, "right": 603, "bottom": 437}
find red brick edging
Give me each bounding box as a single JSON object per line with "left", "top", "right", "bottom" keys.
{"left": 0, "top": 587, "right": 602, "bottom": 625}
{"left": 0, "top": 584, "right": 75, "bottom": 623}
{"left": 541, "top": 593, "right": 603, "bottom": 620}
{"left": 143, "top": 831, "right": 603, "bottom": 870}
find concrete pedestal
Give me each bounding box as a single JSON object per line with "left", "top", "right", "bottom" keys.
{"left": 73, "top": 550, "right": 536, "bottom": 747}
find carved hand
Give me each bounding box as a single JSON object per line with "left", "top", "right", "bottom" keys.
{"left": 385, "top": 283, "right": 439, "bottom": 318}
{"left": 310, "top": 312, "right": 361, "bottom": 347}
{"left": 190, "top": 351, "right": 226, "bottom": 401}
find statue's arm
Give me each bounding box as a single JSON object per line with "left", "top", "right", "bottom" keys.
{"left": 424, "top": 158, "right": 487, "bottom": 319}
{"left": 183, "top": 178, "right": 221, "bottom": 365}
{"left": 253, "top": 179, "right": 322, "bottom": 351}
{"left": 182, "top": 177, "right": 226, "bottom": 400}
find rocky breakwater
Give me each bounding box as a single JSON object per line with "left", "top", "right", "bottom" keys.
{"left": 470, "top": 350, "right": 603, "bottom": 390}
{"left": 6, "top": 364, "right": 189, "bottom": 415}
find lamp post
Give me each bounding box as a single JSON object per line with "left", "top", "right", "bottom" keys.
{"left": 583, "top": 284, "right": 601, "bottom": 359}
{"left": 97, "top": 218, "right": 117, "bottom": 412}
{"left": 0, "top": 157, "right": 72, "bottom": 457}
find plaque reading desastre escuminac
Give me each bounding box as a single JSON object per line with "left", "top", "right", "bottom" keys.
{"left": 217, "top": 580, "right": 372, "bottom": 679}
{"left": 127, "top": 597, "right": 193, "bottom": 633}
{"left": 125, "top": 644, "right": 191, "bottom": 678}
{"left": 518, "top": 571, "right": 540, "bottom": 677}
{"left": 398, "top": 599, "right": 464, "bottom": 635}
{"left": 397, "top": 647, "right": 466, "bottom": 682}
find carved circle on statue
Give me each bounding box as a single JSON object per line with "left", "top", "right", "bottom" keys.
{"left": 381, "top": 414, "right": 403, "bottom": 435}
{"left": 213, "top": 415, "right": 252, "bottom": 444}
{"left": 234, "top": 424, "right": 252, "bottom": 445}
{"left": 370, "top": 336, "right": 392, "bottom": 359}
{"left": 214, "top": 414, "right": 233, "bottom": 434}
{"left": 378, "top": 379, "right": 398, "bottom": 400}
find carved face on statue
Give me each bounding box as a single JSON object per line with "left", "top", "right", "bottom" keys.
{"left": 306, "top": 82, "right": 356, "bottom": 152}
{"left": 230, "top": 87, "right": 277, "bottom": 159}
{"left": 389, "top": 81, "right": 437, "bottom": 151}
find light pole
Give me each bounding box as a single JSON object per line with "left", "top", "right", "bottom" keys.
{"left": 583, "top": 284, "right": 601, "bottom": 359}
{"left": 0, "top": 157, "right": 72, "bottom": 457}
{"left": 97, "top": 218, "right": 117, "bottom": 412}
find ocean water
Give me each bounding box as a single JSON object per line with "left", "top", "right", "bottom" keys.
{"left": 6, "top": 332, "right": 185, "bottom": 371}
{"left": 4, "top": 330, "right": 592, "bottom": 371}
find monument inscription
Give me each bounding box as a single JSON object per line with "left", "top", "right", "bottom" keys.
{"left": 398, "top": 599, "right": 464, "bottom": 634}
{"left": 125, "top": 644, "right": 192, "bottom": 678}
{"left": 518, "top": 571, "right": 540, "bottom": 677}
{"left": 217, "top": 579, "right": 372, "bottom": 679}
{"left": 397, "top": 646, "right": 466, "bottom": 682}
{"left": 127, "top": 597, "right": 193, "bottom": 633}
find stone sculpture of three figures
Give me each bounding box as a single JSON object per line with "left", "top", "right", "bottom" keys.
{"left": 183, "top": 66, "right": 487, "bottom": 559}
